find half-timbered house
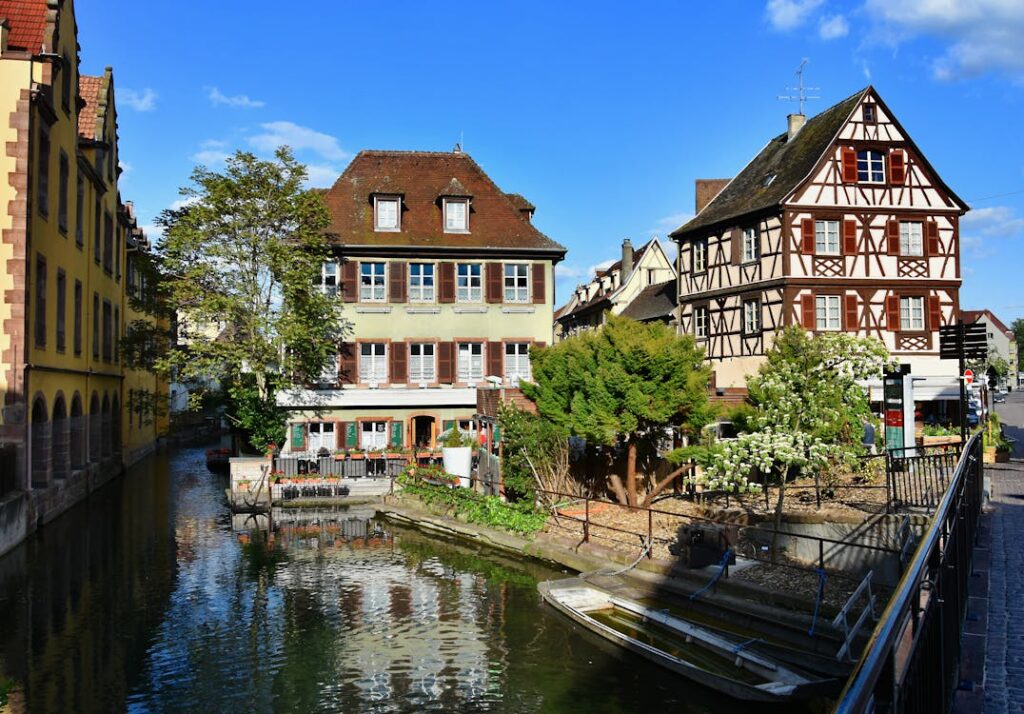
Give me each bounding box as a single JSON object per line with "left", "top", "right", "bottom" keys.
{"left": 671, "top": 87, "right": 968, "bottom": 404}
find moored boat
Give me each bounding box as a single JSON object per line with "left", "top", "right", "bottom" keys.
{"left": 538, "top": 579, "right": 836, "bottom": 702}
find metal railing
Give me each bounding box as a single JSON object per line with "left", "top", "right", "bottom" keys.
{"left": 886, "top": 444, "right": 961, "bottom": 511}
{"left": 274, "top": 453, "right": 409, "bottom": 479}
{"left": 834, "top": 433, "right": 984, "bottom": 713}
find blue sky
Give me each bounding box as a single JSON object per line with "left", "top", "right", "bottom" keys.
{"left": 79, "top": 1, "right": 1024, "bottom": 322}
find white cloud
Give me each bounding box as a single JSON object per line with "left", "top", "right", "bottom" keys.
{"left": 765, "top": 0, "right": 824, "bottom": 30}
{"left": 555, "top": 264, "right": 585, "bottom": 280}
{"left": 648, "top": 212, "right": 692, "bottom": 236}
{"left": 170, "top": 196, "right": 201, "bottom": 211}
{"left": 960, "top": 205, "right": 1023, "bottom": 259}
{"left": 860, "top": 60, "right": 873, "bottom": 80}
{"left": 864, "top": 0, "right": 1024, "bottom": 81}
{"left": 207, "top": 87, "right": 265, "bottom": 108}
{"left": 819, "top": 14, "right": 849, "bottom": 39}
{"left": 191, "top": 149, "right": 230, "bottom": 166}
{"left": 119, "top": 87, "right": 157, "bottom": 112}
{"left": 248, "top": 122, "right": 348, "bottom": 162}
{"left": 304, "top": 164, "right": 341, "bottom": 188}
{"left": 139, "top": 223, "right": 163, "bottom": 241}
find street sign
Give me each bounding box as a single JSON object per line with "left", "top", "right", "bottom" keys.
{"left": 964, "top": 369, "right": 974, "bottom": 386}
{"left": 939, "top": 323, "right": 988, "bottom": 360}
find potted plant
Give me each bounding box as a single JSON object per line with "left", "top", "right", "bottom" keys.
{"left": 441, "top": 428, "right": 473, "bottom": 487}
{"left": 984, "top": 414, "right": 1013, "bottom": 464}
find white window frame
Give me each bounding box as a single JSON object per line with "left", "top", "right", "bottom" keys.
{"left": 318, "top": 350, "right": 338, "bottom": 384}
{"left": 319, "top": 261, "right": 338, "bottom": 297}
{"left": 457, "top": 342, "right": 484, "bottom": 384}
{"left": 360, "top": 262, "right": 386, "bottom": 302}
{"left": 360, "top": 421, "right": 388, "bottom": 450}
{"left": 374, "top": 196, "right": 400, "bottom": 232}
{"left": 409, "top": 343, "right": 436, "bottom": 384}
{"left": 900, "top": 296, "right": 925, "bottom": 332}
{"left": 815, "top": 220, "right": 840, "bottom": 256}
{"left": 504, "top": 343, "right": 531, "bottom": 386}
{"left": 443, "top": 198, "right": 469, "bottom": 233}
{"left": 857, "top": 150, "right": 885, "bottom": 183}
{"left": 742, "top": 227, "right": 758, "bottom": 263}
{"left": 408, "top": 263, "right": 435, "bottom": 302}
{"left": 504, "top": 263, "right": 529, "bottom": 303}
{"left": 743, "top": 299, "right": 760, "bottom": 335}
{"left": 456, "top": 263, "right": 482, "bottom": 303}
{"left": 694, "top": 306, "right": 708, "bottom": 339}
{"left": 899, "top": 221, "right": 924, "bottom": 257}
{"left": 359, "top": 342, "right": 388, "bottom": 385}
{"left": 307, "top": 422, "right": 335, "bottom": 453}
{"left": 815, "top": 295, "right": 841, "bottom": 331}
{"left": 693, "top": 239, "right": 708, "bottom": 273}
{"left": 457, "top": 419, "right": 477, "bottom": 436}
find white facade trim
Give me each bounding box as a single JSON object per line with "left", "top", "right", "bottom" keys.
{"left": 277, "top": 387, "right": 478, "bottom": 409}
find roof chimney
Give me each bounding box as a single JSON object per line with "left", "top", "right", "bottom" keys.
{"left": 695, "top": 179, "right": 730, "bottom": 214}
{"left": 621, "top": 239, "right": 634, "bottom": 277}
{"left": 787, "top": 113, "right": 806, "bottom": 142}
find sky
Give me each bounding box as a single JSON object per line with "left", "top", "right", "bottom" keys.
{"left": 77, "top": 0, "right": 1024, "bottom": 323}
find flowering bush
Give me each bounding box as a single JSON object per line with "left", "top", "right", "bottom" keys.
{"left": 399, "top": 463, "right": 459, "bottom": 487}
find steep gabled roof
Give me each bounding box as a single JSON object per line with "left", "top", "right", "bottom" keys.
{"left": 323, "top": 150, "right": 565, "bottom": 253}
{"left": 619, "top": 280, "right": 677, "bottom": 323}
{"left": 672, "top": 88, "right": 869, "bottom": 237}
{"left": 962, "top": 309, "right": 1014, "bottom": 338}
{"left": 1, "top": 0, "right": 49, "bottom": 54}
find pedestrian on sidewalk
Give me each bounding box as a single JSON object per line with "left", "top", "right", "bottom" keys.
{"left": 862, "top": 419, "right": 877, "bottom": 455}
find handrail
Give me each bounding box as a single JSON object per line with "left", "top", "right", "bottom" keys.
{"left": 833, "top": 432, "right": 982, "bottom": 713}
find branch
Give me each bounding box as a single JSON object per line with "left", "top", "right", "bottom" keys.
{"left": 607, "top": 473, "right": 630, "bottom": 508}
{"left": 640, "top": 463, "right": 693, "bottom": 509}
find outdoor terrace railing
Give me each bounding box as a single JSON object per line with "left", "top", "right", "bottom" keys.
{"left": 886, "top": 444, "right": 961, "bottom": 512}
{"left": 274, "top": 453, "right": 411, "bottom": 479}
{"left": 834, "top": 433, "right": 984, "bottom": 713}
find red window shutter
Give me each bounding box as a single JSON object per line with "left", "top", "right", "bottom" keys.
{"left": 388, "top": 262, "right": 406, "bottom": 303}
{"left": 485, "top": 263, "right": 502, "bottom": 303}
{"left": 843, "top": 219, "right": 858, "bottom": 255}
{"left": 886, "top": 221, "right": 900, "bottom": 256}
{"left": 801, "top": 218, "right": 815, "bottom": 254}
{"left": 926, "top": 221, "right": 940, "bottom": 256}
{"left": 336, "top": 424, "right": 346, "bottom": 449}
{"left": 437, "top": 342, "right": 454, "bottom": 383}
{"left": 886, "top": 296, "right": 900, "bottom": 330}
{"left": 341, "top": 261, "right": 358, "bottom": 303}
{"left": 731, "top": 228, "right": 741, "bottom": 264}
{"left": 801, "top": 294, "right": 815, "bottom": 330}
{"left": 532, "top": 263, "right": 546, "bottom": 305}
{"left": 841, "top": 148, "right": 858, "bottom": 183}
{"left": 844, "top": 294, "right": 859, "bottom": 331}
{"left": 889, "top": 150, "right": 906, "bottom": 185}
{"left": 390, "top": 343, "right": 407, "bottom": 383}
{"left": 339, "top": 343, "right": 356, "bottom": 384}
{"left": 438, "top": 263, "right": 455, "bottom": 303}
{"left": 928, "top": 296, "right": 942, "bottom": 330}
{"left": 487, "top": 341, "right": 502, "bottom": 377}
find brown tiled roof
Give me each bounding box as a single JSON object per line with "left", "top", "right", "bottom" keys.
{"left": 962, "top": 309, "right": 1013, "bottom": 337}
{"left": 619, "top": 280, "right": 677, "bottom": 322}
{"left": 77, "top": 74, "right": 103, "bottom": 140}
{"left": 505, "top": 193, "right": 535, "bottom": 212}
{"left": 556, "top": 290, "right": 611, "bottom": 323}
{"left": 598, "top": 238, "right": 655, "bottom": 277}
{"left": 1, "top": 0, "right": 48, "bottom": 54}
{"left": 695, "top": 179, "right": 730, "bottom": 214}
{"left": 672, "top": 88, "right": 869, "bottom": 236}
{"left": 324, "top": 150, "right": 565, "bottom": 253}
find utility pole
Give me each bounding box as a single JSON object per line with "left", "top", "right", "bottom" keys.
{"left": 958, "top": 319, "right": 967, "bottom": 444}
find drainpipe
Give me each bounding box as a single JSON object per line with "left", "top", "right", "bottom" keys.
{"left": 23, "top": 59, "right": 36, "bottom": 493}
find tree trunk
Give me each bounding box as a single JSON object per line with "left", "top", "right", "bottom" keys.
{"left": 608, "top": 473, "right": 629, "bottom": 507}
{"left": 626, "top": 440, "right": 638, "bottom": 509}
{"left": 640, "top": 463, "right": 693, "bottom": 509}
{"left": 771, "top": 469, "right": 786, "bottom": 564}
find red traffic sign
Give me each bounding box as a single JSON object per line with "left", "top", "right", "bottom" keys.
{"left": 964, "top": 369, "right": 974, "bottom": 386}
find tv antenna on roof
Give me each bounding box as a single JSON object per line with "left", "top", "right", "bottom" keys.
{"left": 777, "top": 58, "right": 820, "bottom": 115}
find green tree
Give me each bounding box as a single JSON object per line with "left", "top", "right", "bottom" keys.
{"left": 158, "top": 148, "right": 348, "bottom": 450}
{"left": 523, "top": 314, "right": 713, "bottom": 508}
{"left": 1013, "top": 319, "right": 1024, "bottom": 371}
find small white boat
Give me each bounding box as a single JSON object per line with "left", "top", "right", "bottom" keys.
{"left": 538, "top": 579, "right": 835, "bottom": 702}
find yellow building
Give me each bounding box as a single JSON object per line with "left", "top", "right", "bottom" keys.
{"left": 0, "top": 0, "right": 165, "bottom": 554}
{"left": 277, "top": 149, "right": 565, "bottom": 452}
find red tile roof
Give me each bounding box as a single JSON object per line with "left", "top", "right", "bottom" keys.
{"left": 323, "top": 150, "right": 564, "bottom": 253}
{"left": 77, "top": 74, "right": 103, "bottom": 140}
{"left": 962, "top": 309, "right": 1013, "bottom": 338}
{"left": 1, "top": 0, "right": 49, "bottom": 54}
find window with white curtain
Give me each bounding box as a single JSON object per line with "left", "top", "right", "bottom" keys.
{"left": 900, "top": 296, "right": 924, "bottom": 331}
{"left": 900, "top": 222, "right": 923, "bottom": 257}
{"left": 375, "top": 197, "right": 400, "bottom": 231}
{"left": 308, "top": 422, "right": 335, "bottom": 453}
{"left": 743, "top": 299, "right": 760, "bottom": 334}
{"left": 815, "top": 220, "right": 840, "bottom": 255}
{"left": 409, "top": 263, "right": 435, "bottom": 302}
{"left": 360, "top": 262, "right": 386, "bottom": 301}
{"left": 444, "top": 199, "right": 469, "bottom": 232}
{"left": 409, "top": 343, "right": 435, "bottom": 383}
{"left": 815, "top": 295, "right": 841, "bottom": 331}
{"left": 694, "top": 306, "right": 708, "bottom": 339}
{"left": 319, "top": 261, "right": 338, "bottom": 296}
{"left": 457, "top": 343, "right": 483, "bottom": 383}
{"left": 457, "top": 263, "right": 482, "bottom": 302}
{"left": 504, "top": 343, "right": 531, "bottom": 385}
{"left": 359, "top": 343, "right": 387, "bottom": 384}
{"left": 361, "top": 421, "right": 388, "bottom": 450}
{"left": 504, "top": 264, "right": 529, "bottom": 302}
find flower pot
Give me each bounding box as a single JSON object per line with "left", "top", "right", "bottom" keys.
{"left": 997, "top": 449, "right": 1011, "bottom": 463}
{"left": 984, "top": 447, "right": 997, "bottom": 464}
{"left": 442, "top": 447, "right": 472, "bottom": 487}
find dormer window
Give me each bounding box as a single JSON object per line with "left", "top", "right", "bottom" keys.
{"left": 444, "top": 198, "right": 469, "bottom": 233}
{"left": 374, "top": 196, "right": 400, "bottom": 232}
{"left": 863, "top": 103, "right": 876, "bottom": 124}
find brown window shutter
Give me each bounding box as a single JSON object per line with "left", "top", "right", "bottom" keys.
{"left": 336, "top": 424, "right": 346, "bottom": 449}
{"left": 926, "top": 221, "right": 940, "bottom": 256}
{"left": 437, "top": 342, "right": 454, "bottom": 383}
{"left": 485, "top": 262, "right": 502, "bottom": 303}
{"left": 341, "top": 261, "right": 358, "bottom": 303}
{"left": 438, "top": 262, "right": 455, "bottom": 303}
{"left": 843, "top": 219, "right": 858, "bottom": 255}
{"left": 390, "top": 342, "right": 407, "bottom": 383}
{"left": 532, "top": 263, "right": 545, "bottom": 304}
{"left": 731, "top": 228, "right": 741, "bottom": 265}
{"left": 928, "top": 295, "right": 941, "bottom": 330}
{"left": 801, "top": 218, "right": 815, "bottom": 254}
{"left": 800, "top": 294, "right": 815, "bottom": 330}
{"left": 886, "top": 221, "right": 900, "bottom": 256}
{"left": 841, "top": 148, "right": 858, "bottom": 183}
{"left": 886, "top": 295, "right": 900, "bottom": 330}
{"left": 389, "top": 262, "right": 406, "bottom": 303}
{"left": 487, "top": 341, "right": 502, "bottom": 377}
{"left": 844, "top": 294, "right": 859, "bottom": 331}
{"left": 889, "top": 149, "right": 906, "bottom": 185}
{"left": 339, "top": 343, "right": 356, "bottom": 384}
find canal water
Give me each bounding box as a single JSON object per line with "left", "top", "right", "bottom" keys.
{"left": 0, "top": 446, "right": 768, "bottom": 713}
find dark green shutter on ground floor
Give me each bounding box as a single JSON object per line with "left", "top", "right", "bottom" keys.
{"left": 442, "top": 420, "right": 455, "bottom": 434}
{"left": 390, "top": 421, "right": 403, "bottom": 448}
{"left": 344, "top": 422, "right": 358, "bottom": 448}
{"left": 291, "top": 423, "right": 305, "bottom": 450}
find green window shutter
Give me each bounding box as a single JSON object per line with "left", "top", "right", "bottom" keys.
{"left": 390, "top": 421, "right": 403, "bottom": 448}
{"left": 442, "top": 420, "right": 455, "bottom": 434}
{"left": 291, "top": 423, "right": 305, "bottom": 450}
{"left": 493, "top": 425, "right": 501, "bottom": 444}
{"left": 344, "top": 422, "right": 358, "bottom": 448}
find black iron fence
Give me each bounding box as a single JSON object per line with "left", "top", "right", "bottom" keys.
{"left": 834, "top": 433, "right": 984, "bottom": 713}
{"left": 886, "top": 445, "right": 961, "bottom": 511}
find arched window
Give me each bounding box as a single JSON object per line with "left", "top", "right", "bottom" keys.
{"left": 70, "top": 394, "right": 85, "bottom": 470}
{"left": 89, "top": 392, "right": 100, "bottom": 462}
{"left": 31, "top": 395, "right": 49, "bottom": 488}
{"left": 51, "top": 394, "right": 69, "bottom": 480}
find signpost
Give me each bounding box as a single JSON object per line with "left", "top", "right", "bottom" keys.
{"left": 964, "top": 369, "right": 974, "bottom": 387}
{"left": 939, "top": 320, "right": 986, "bottom": 443}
